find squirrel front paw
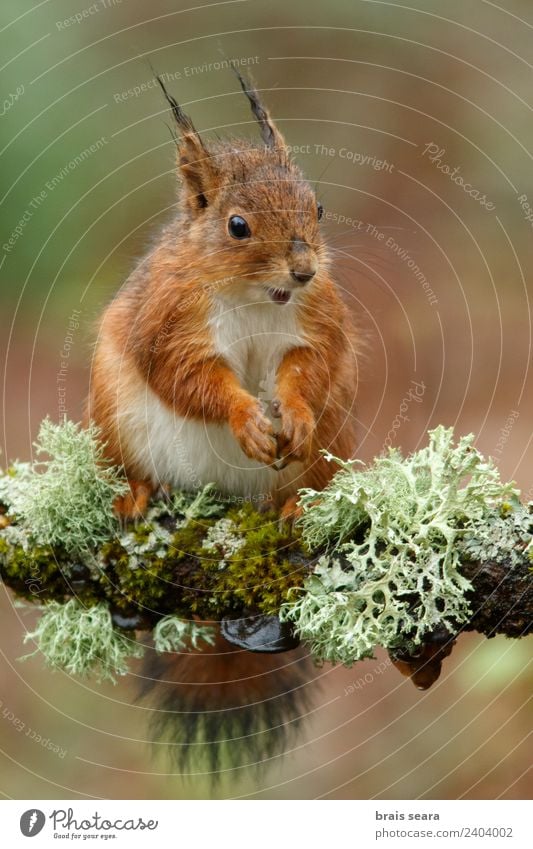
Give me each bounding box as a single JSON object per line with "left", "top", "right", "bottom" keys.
{"left": 273, "top": 397, "right": 315, "bottom": 466}
{"left": 229, "top": 397, "right": 277, "bottom": 465}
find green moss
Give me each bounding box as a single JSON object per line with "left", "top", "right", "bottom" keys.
{"left": 102, "top": 547, "right": 177, "bottom": 612}
{"left": 176, "top": 506, "right": 307, "bottom": 616}
{"left": 98, "top": 504, "right": 308, "bottom": 619}
{"left": 0, "top": 536, "right": 100, "bottom": 606}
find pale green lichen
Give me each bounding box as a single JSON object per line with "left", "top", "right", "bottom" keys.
{"left": 0, "top": 461, "right": 33, "bottom": 511}
{"left": 459, "top": 501, "right": 532, "bottom": 566}
{"left": 203, "top": 516, "right": 247, "bottom": 567}
{"left": 6, "top": 419, "right": 127, "bottom": 555}
{"left": 170, "top": 483, "right": 226, "bottom": 522}
{"left": 281, "top": 427, "right": 521, "bottom": 664}
{"left": 153, "top": 615, "right": 216, "bottom": 653}
{"left": 22, "top": 599, "right": 144, "bottom": 682}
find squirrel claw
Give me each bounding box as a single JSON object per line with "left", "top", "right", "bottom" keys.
{"left": 275, "top": 400, "right": 314, "bottom": 466}
{"left": 270, "top": 399, "right": 282, "bottom": 419}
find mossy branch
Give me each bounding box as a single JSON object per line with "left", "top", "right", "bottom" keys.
{"left": 0, "top": 420, "right": 531, "bottom": 683}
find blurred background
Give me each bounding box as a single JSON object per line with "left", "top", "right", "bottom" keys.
{"left": 0, "top": 0, "right": 531, "bottom": 800}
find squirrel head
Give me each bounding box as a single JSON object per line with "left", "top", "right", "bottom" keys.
{"left": 157, "top": 72, "right": 328, "bottom": 305}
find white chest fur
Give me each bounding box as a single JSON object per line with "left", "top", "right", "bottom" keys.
{"left": 208, "top": 295, "right": 305, "bottom": 402}
{"left": 119, "top": 295, "right": 307, "bottom": 502}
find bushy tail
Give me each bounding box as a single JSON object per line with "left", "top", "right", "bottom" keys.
{"left": 139, "top": 629, "right": 316, "bottom": 778}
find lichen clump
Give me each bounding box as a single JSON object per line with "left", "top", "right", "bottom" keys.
{"left": 281, "top": 427, "right": 521, "bottom": 664}
{"left": 3, "top": 418, "right": 127, "bottom": 554}
{"left": 22, "top": 599, "right": 144, "bottom": 682}
{"left": 459, "top": 500, "right": 532, "bottom": 566}
{"left": 153, "top": 616, "right": 216, "bottom": 653}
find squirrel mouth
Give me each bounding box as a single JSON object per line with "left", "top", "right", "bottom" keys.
{"left": 267, "top": 287, "right": 292, "bottom": 305}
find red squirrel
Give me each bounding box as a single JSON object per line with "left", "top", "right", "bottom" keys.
{"left": 87, "top": 74, "right": 360, "bottom": 774}
{"left": 87, "top": 73, "right": 359, "bottom": 520}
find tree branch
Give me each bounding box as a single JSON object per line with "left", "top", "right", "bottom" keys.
{"left": 460, "top": 554, "right": 532, "bottom": 638}
{"left": 1, "top": 505, "right": 531, "bottom": 640}
{"left": 0, "top": 421, "right": 531, "bottom": 687}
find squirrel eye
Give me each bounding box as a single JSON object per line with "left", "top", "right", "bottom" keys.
{"left": 317, "top": 202, "right": 324, "bottom": 221}
{"left": 228, "top": 215, "right": 251, "bottom": 239}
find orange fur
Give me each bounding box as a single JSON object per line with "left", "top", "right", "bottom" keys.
{"left": 114, "top": 480, "right": 153, "bottom": 519}
{"left": 87, "top": 77, "right": 359, "bottom": 517}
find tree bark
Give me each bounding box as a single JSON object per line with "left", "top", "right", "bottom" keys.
{"left": 460, "top": 555, "right": 532, "bottom": 639}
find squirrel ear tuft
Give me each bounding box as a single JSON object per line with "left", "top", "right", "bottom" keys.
{"left": 155, "top": 75, "right": 219, "bottom": 212}
{"left": 233, "top": 69, "right": 286, "bottom": 151}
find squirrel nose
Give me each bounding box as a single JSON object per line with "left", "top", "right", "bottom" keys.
{"left": 289, "top": 239, "right": 317, "bottom": 284}
{"left": 290, "top": 269, "right": 316, "bottom": 284}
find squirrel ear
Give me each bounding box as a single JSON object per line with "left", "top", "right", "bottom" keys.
{"left": 156, "top": 76, "right": 219, "bottom": 212}
{"left": 233, "top": 69, "right": 287, "bottom": 151}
